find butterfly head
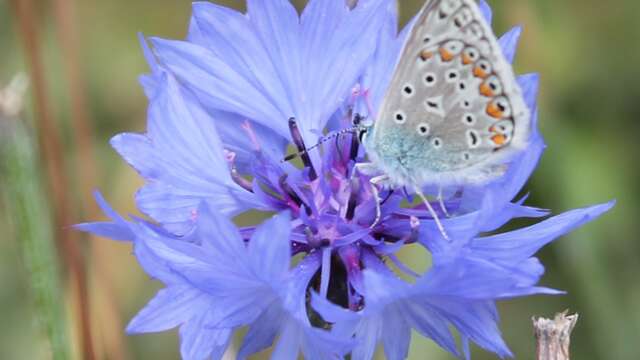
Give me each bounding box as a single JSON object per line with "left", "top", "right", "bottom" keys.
{"left": 352, "top": 113, "right": 373, "bottom": 144}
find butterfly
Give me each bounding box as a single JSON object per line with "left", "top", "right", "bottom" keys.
{"left": 356, "top": 0, "right": 531, "bottom": 238}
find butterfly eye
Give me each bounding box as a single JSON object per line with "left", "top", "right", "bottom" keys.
{"left": 486, "top": 96, "right": 512, "bottom": 119}
{"left": 473, "top": 60, "right": 493, "bottom": 79}
{"left": 416, "top": 123, "right": 430, "bottom": 136}
{"left": 480, "top": 76, "right": 503, "bottom": 97}
{"left": 394, "top": 111, "right": 407, "bottom": 124}
{"left": 462, "top": 47, "right": 479, "bottom": 65}
{"left": 439, "top": 40, "right": 464, "bottom": 62}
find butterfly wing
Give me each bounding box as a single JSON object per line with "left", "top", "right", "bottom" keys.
{"left": 367, "top": 0, "right": 530, "bottom": 186}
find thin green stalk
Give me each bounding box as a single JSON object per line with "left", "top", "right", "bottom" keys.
{"left": 1, "top": 101, "right": 72, "bottom": 360}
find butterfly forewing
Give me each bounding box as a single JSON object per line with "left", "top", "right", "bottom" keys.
{"left": 369, "top": 0, "right": 530, "bottom": 185}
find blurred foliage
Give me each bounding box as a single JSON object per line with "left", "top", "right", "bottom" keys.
{"left": 0, "top": 0, "right": 637, "bottom": 359}
{"left": 1, "top": 104, "right": 71, "bottom": 360}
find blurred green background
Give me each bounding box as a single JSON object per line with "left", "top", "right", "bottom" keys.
{"left": 0, "top": 0, "right": 637, "bottom": 359}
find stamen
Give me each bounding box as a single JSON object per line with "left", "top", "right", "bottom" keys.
{"left": 224, "top": 149, "right": 253, "bottom": 192}
{"left": 231, "top": 168, "right": 253, "bottom": 192}
{"left": 345, "top": 177, "right": 359, "bottom": 221}
{"left": 279, "top": 174, "right": 312, "bottom": 215}
{"left": 241, "top": 120, "right": 261, "bottom": 151}
{"left": 350, "top": 84, "right": 362, "bottom": 103}
{"left": 362, "top": 88, "right": 375, "bottom": 117}
{"left": 288, "top": 118, "right": 318, "bottom": 180}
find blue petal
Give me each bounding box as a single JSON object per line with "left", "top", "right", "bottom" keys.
{"left": 147, "top": 25, "right": 287, "bottom": 172}
{"left": 150, "top": 38, "right": 290, "bottom": 137}
{"left": 420, "top": 257, "right": 542, "bottom": 300}
{"left": 519, "top": 73, "right": 541, "bottom": 114}
{"left": 112, "top": 72, "right": 260, "bottom": 234}
{"left": 194, "top": 202, "right": 245, "bottom": 257}
{"left": 246, "top": 0, "right": 301, "bottom": 125}
{"left": 351, "top": 316, "right": 381, "bottom": 360}
{"left": 427, "top": 300, "right": 513, "bottom": 358}
{"left": 472, "top": 201, "right": 615, "bottom": 263}
{"left": 75, "top": 222, "right": 132, "bottom": 241}
{"left": 478, "top": 0, "right": 493, "bottom": 24}
{"left": 207, "top": 289, "right": 277, "bottom": 329}
{"left": 204, "top": 109, "right": 287, "bottom": 172}
{"left": 190, "top": 2, "right": 293, "bottom": 117}
{"left": 311, "top": 292, "right": 360, "bottom": 324}
{"left": 298, "top": 0, "right": 388, "bottom": 134}
{"left": 499, "top": 26, "right": 522, "bottom": 64}
{"left": 126, "top": 285, "right": 210, "bottom": 334}
{"left": 133, "top": 232, "right": 185, "bottom": 284}
{"left": 362, "top": 0, "right": 404, "bottom": 113}
{"left": 380, "top": 308, "right": 411, "bottom": 360}
{"left": 300, "top": 324, "right": 353, "bottom": 360}
{"left": 271, "top": 320, "right": 302, "bottom": 360}
{"left": 237, "top": 304, "right": 286, "bottom": 360}
{"left": 179, "top": 309, "right": 232, "bottom": 360}
{"left": 248, "top": 211, "right": 292, "bottom": 282}
{"left": 403, "top": 302, "right": 458, "bottom": 356}
{"left": 75, "top": 191, "right": 134, "bottom": 241}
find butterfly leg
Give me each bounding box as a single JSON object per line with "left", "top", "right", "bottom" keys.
{"left": 350, "top": 163, "right": 386, "bottom": 228}
{"left": 437, "top": 186, "right": 451, "bottom": 218}
{"left": 369, "top": 175, "right": 389, "bottom": 229}
{"left": 414, "top": 187, "right": 450, "bottom": 242}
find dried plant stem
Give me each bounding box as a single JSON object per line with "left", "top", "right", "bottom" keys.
{"left": 49, "top": 0, "right": 129, "bottom": 357}
{"left": 9, "top": 0, "right": 95, "bottom": 359}
{"left": 533, "top": 312, "right": 578, "bottom": 360}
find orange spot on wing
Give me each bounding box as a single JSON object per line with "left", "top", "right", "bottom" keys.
{"left": 439, "top": 48, "right": 455, "bottom": 62}
{"left": 486, "top": 102, "right": 503, "bottom": 118}
{"left": 480, "top": 82, "right": 494, "bottom": 97}
{"left": 462, "top": 53, "right": 473, "bottom": 65}
{"left": 491, "top": 134, "right": 507, "bottom": 146}
{"left": 420, "top": 50, "right": 433, "bottom": 61}
{"left": 473, "top": 66, "right": 488, "bottom": 78}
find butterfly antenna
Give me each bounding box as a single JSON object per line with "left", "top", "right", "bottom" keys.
{"left": 414, "top": 187, "right": 450, "bottom": 242}
{"left": 281, "top": 127, "right": 360, "bottom": 163}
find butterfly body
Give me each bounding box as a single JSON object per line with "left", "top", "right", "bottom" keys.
{"left": 361, "top": 0, "right": 530, "bottom": 191}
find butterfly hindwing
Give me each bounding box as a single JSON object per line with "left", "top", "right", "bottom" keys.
{"left": 368, "top": 0, "right": 530, "bottom": 186}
